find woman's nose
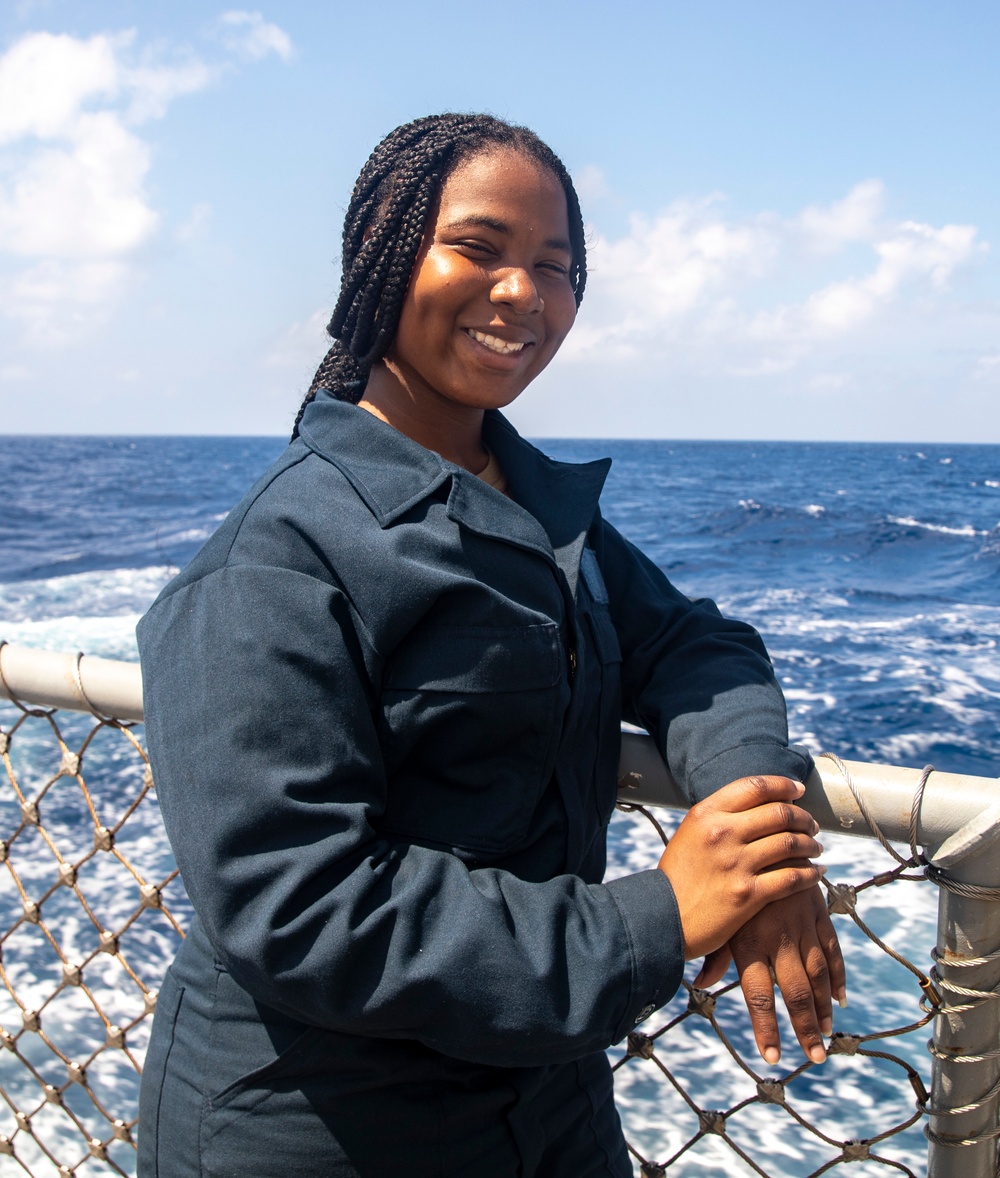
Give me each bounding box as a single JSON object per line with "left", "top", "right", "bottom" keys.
{"left": 490, "top": 267, "right": 544, "bottom": 314}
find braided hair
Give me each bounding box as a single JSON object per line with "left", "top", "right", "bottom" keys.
{"left": 291, "top": 113, "right": 587, "bottom": 439}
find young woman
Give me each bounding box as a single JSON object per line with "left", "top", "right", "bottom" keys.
{"left": 137, "top": 113, "right": 843, "bottom": 1177}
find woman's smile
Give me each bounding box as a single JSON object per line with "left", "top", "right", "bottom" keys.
{"left": 463, "top": 328, "right": 531, "bottom": 357}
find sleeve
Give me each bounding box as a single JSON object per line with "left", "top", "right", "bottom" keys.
{"left": 138, "top": 562, "right": 680, "bottom": 1070}
{"left": 592, "top": 518, "right": 812, "bottom": 801}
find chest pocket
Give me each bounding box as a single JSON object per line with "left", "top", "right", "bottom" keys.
{"left": 378, "top": 623, "right": 567, "bottom": 854}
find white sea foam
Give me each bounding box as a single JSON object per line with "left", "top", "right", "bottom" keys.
{"left": 803, "top": 504, "right": 825, "bottom": 516}
{"left": 0, "top": 567, "right": 176, "bottom": 625}
{"left": 887, "top": 515, "right": 982, "bottom": 537}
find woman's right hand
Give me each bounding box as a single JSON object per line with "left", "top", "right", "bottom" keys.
{"left": 657, "top": 776, "right": 824, "bottom": 960}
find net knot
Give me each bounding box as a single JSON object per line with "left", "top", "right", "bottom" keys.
{"left": 756, "top": 1079, "right": 786, "bottom": 1105}
{"left": 627, "top": 1031, "right": 656, "bottom": 1059}
{"left": 826, "top": 882, "right": 857, "bottom": 915}
{"left": 841, "top": 1140, "right": 871, "bottom": 1161}
{"left": 829, "top": 1032, "right": 863, "bottom": 1055}
{"left": 698, "top": 1110, "right": 727, "bottom": 1135}
{"left": 0, "top": 1136, "right": 13, "bottom": 1155}
{"left": 94, "top": 826, "right": 115, "bottom": 852}
{"left": 687, "top": 988, "right": 717, "bottom": 1018}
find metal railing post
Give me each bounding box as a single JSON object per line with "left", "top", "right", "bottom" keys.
{"left": 926, "top": 843, "right": 1000, "bottom": 1177}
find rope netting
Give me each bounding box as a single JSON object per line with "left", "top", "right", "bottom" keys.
{"left": 0, "top": 699, "right": 185, "bottom": 1177}
{"left": 612, "top": 750, "right": 1000, "bottom": 1177}
{"left": 0, "top": 695, "right": 992, "bottom": 1175}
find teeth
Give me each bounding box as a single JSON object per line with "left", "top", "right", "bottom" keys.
{"left": 467, "top": 329, "right": 526, "bottom": 355}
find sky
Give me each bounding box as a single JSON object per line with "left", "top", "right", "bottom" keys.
{"left": 0, "top": 0, "right": 998, "bottom": 441}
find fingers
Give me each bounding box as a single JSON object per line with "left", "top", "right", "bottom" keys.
{"left": 700, "top": 775, "right": 806, "bottom": 815}
{"left": 820, "top": 906, "right": 848, "bottom": 1008}
{"left": 731, "top": 888, "right": 847, "bottom": 1067}
{"left": 746, "top": 830, "right": 824, "bottom": 872}
{"left": 694, "top": 944, "right": 732, "bottom": 989}
{"left": 738, "top": 800, "right": 819, "bottom": 842}
{"left": 736, "top": 956, "right": 782, "bottom": 1064}
{"left": 750, "top": 859, "right": 827, "bottom": 908}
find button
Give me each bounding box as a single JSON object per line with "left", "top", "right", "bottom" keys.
{"left": 634, "top": 1004, "right": 656, "bottom": 1025}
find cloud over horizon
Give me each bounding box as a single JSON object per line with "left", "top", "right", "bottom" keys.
{"left": 565, "top": 181, "right": 988, "bottom": 383}
{"left": 0, "top": 17, "right": 292, "bottom": 344}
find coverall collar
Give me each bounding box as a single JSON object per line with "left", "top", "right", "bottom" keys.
{"left": 298, "top": 393, "right": 610, "bottom": 592}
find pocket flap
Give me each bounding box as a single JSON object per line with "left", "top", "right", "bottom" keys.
{"left": 385, "top": 623, "right": 562, "bottom": 694}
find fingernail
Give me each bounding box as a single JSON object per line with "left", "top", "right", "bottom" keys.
{"left": 838, "top": 995, "right": 848, "bottom": 1009}
{"left": 793, "top": 781, "right": 805, "bottom": 797}
{"left": 821, "top": 1017, "right": 833, "bottom": 1036}
{"left": 809, "top": 1045, "right": 827, "bottom": 1065}
{"left": 815, "top": 842, "right": 825, "bottom": 854}
{"left": 811, "top": 820, "right": 820, "bottom": 835}
{"left": 763, "top": 1047, "right": 780, "bottom": 1064}
{"left": 818, "top": 864, "right": 828, "bottom": 876}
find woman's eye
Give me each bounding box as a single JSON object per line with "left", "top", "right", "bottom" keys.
{"left": 539, "top": 261, "right": 569, "bottom": 276}
{"left": 455, "top": 240, "right": 494, "bottom": 256}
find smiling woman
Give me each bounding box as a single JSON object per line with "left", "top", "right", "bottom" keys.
{"left": 135, "top": 113, "right": 840, "bottom": 1177}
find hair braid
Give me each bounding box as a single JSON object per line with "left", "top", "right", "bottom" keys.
{"left": 291, "top": 113, "right": 588, "bottom": 439}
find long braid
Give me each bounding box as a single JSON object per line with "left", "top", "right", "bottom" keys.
{"left": 291, "top": 113, "right": 588, "bottom": 440}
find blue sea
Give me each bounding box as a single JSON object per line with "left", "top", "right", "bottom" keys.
{"left": 2, "top": 435, "right": 999, "bottom": 1176}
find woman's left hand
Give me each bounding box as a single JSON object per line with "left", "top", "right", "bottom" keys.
{"left": 692, "top": 886, "right": 845, "bottom": 1066}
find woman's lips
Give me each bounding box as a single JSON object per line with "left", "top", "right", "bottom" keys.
{"left": 465, "top": 328, "right": 531, "bottom": 356}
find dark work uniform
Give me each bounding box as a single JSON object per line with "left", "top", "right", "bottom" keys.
{"left": 136, "top": 393, "right": 809, "bottom": 1177}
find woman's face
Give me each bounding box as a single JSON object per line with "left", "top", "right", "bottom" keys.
{"left": 383, "top": 148, "right": 578, "bottom": 414}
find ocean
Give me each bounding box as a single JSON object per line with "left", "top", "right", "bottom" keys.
{"left": 2, "top": 434, "right": 999, "bottom": 1175}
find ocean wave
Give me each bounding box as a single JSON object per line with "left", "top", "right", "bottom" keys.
{"left": 0, "top": 567, "right": 175, "bottom": 627}
{"left": 886, "top": 515, "right": 982, "bottom": 537}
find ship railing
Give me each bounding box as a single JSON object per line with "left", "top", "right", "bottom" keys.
{"left": 1, "top": 642, "right": 998, "bottom": 1178}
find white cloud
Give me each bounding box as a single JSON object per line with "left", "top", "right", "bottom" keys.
{"left": 0, "top": 112, "right": 157, "bottom": 257}
{"left": 0, "top": 30, "right": 124, "bottom": 143}
{"left": 566, "top": 184, "right": 986, "bottom": 377}
{"left": 218, "top": 11, "right": 294, "bottom": 62}
{"left": 3, "top": 258, "right": 130, "bottom": 345}
{"left": 265, "top": 308, "right": 330, "bottom": 370}
{"left": 974, "top": 353, "right": 1000, "bottom": 382}
{"left": 0, "top": 20, "right": 292, "bottom": 346}
{"left": 574, "top": 164, "right": 610, "bottom": 202}
{"left": 175, "top": 201, "right": 212, "bottom": 243}
{"left": 798, "top": 179, "right": 885, "bottom": 250}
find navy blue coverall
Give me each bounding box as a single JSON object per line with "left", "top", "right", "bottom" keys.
{"left": 136, "top": 392, "right": 810, "bottom": 1176}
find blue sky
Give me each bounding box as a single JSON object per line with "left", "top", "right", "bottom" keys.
{"left": 1, "top": 0, "right": 997, "bottom": 440}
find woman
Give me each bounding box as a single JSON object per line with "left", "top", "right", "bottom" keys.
{"left": 137, "top": 113, "right": 842, "bottom": 1177}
